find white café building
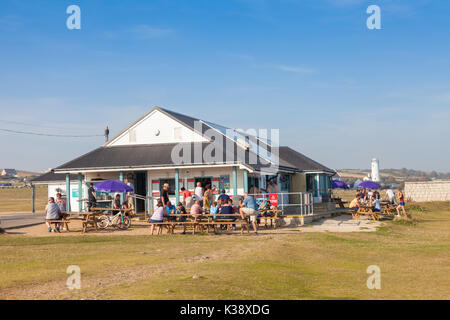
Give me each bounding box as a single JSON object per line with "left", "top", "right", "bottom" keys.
{"left": 34, "top": 107, "right": 334, "bottom": 213}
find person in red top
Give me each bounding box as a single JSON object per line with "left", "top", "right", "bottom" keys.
{"left": 181, "top": 187, "right": 193, "bottom": 209}
{"left": 396, "top": 190, "right": 408, "bottom": 217}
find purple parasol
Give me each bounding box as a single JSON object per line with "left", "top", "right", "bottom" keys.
{"left": 332, "top": 180, "right": 349, "bottom": 189}
{"left": 358, "top": 181, "right": 380, "bottom": 190}
{"left": 93, "top": 180, "right": 134, "bottom": 193}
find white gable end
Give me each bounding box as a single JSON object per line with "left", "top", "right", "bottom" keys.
{"left": 107, "top": 109, "right": 208, "bottom": 147}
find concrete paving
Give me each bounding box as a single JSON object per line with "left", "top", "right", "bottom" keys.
{"left": 0, "top": 212, "right": 45, "bottom": 229}
{"left": 300, "top": 214, "right": 381, "bottom": 232}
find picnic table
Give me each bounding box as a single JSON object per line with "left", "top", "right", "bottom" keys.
{"left": 332, "top": 197, "right": 348, "bottom": 209}
{"left": 380, "top": 201, "right": 396, "bottom": 215}
{"left": 81, "top": 212, "right": 101, "bottom": 233}
{"left": 353, "top": 205, "right": 381, "bottom": 221}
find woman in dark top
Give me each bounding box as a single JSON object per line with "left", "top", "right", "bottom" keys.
{"left": 161, "top": 183, "right": 170, "bottom": 206}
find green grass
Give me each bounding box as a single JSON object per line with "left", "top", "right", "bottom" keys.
{"left": 1, "top": 201, "right": 450, "bottom": 300}
{"left": 0, "top": 186, "right": 47, "bottom": 212}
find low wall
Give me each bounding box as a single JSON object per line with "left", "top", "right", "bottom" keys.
{"left": 405, "top": 181, "right": 450, "bottom": 202}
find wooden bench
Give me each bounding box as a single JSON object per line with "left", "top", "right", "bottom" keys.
{"left": 148, "top": 214, "right": 250, "bottom": 235}
{"left": 47, "top": 213, "right": 71, "bottom": 232}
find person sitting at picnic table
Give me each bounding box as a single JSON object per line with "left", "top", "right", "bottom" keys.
{"left": 239, "top": 192, "right": 259, "bottom": 234}
{"left": 190, "top": 200, "right": 203, "bottom": 218}
{"left": 210, "top": 201, "right": 219, "bottom": 220}
{"left": 122, "top": 200, "right": 131, "bottom": 216}
{"left": 370, "top": 195, "right": 382, "bottom": 213}
{"left": 176, "top": 202, "right": 188, "bottom": 234}
{"left": 218, "top": 199, "right": 236, "bottom": 230}
{"left": 45, "top": 197, "right": 62, "bottom": 233}
{"left": 373, "top": 190, "right": 381, "bottom": 200}
{"left": 217, "top": 189, "right": 230, "bottom": 204}
{"left": 149, "top": 200, "right": 168, "bottom": 234}
{"left": 349, "top": 194, "right": 361, "bottom": 211}
{"left": 113, "top": 194, "right": 121, "bottom": 210}
{"left": 181, "top": 187, "right": 193, "bottom": 209}
{"left": 396, "top": 190, "right": 408, "bottom": 218}
{"left": 165, "top": 201, "right": 176, "bottom": 221}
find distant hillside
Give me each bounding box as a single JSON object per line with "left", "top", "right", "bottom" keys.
{"left": 16, "top": 170, "right": 42, "bottom": 178}
{"left": 337, "top": 168, "right": 450, "bottom": 188}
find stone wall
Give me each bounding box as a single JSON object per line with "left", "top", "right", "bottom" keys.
{"left": 404, "top": 181, "right": 450, "bottom": 202}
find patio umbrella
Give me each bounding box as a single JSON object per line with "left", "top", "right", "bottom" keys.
{"left": 93, "top": 180, "right": 134, "bottom": 193}
{"left": 332, "top": 180, "right": 349, "bottom": 189}
{"left": 358, "top": 181, "right": 380, "bottom": 190}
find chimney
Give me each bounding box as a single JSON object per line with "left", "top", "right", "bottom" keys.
{"left": 105, "top": 126, "right": 110, "bottom": 143}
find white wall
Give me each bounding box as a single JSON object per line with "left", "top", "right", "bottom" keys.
{"left": 405, "top": 181, "right": 450, "bottom": 202}
{"left": 48, "top": 181, "right": 85, "bottom": 212}
{"left": 108, "top": 109, "right": 208, "bottom": 146}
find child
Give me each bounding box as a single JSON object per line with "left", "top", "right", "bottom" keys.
{"left": 176, "top": 202, "right": 187, "bottom": 234}
{"left": 210, "top": 201, "right": 218, "bottom": 220}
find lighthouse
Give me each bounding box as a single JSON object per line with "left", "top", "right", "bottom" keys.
{"left": 371, "top": 158, "right": 380, "bottom": 182}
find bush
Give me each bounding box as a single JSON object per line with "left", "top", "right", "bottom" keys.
{"left": 0, "top": 228, "right": 5, "bottom": 234}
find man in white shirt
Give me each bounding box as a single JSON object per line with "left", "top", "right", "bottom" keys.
{"left": 385, "top": 188, "right": 396, "bottom": 204}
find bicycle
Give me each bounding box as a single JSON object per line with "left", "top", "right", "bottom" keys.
{"left": 97, "top": 210, "right": 131, "bottom": 230}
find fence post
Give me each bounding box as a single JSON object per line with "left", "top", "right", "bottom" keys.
{"left": 32, "top": 184, "right": 35, "bottom": 214}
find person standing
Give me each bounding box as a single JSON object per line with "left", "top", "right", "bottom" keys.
{"left": 88, "top": 183, "right": 97, "bottom": 212}
{"left": 161, "top": 183, "right": 170, "bottom": 206}
{"left": 203, "top": 184, "right": 212, "bottom": 210}
{"left": 45, "top": 197, "right": 62, "bottom": 233}
{"left": 385, "top": 187, "right": 396, "bottom": 204}
{"left": 181, "top": 187, "right": 193, "bottom": 209}
{"left": 239, "top": 192, "right": 259, "bottom": 234}
{"left": 396, "top": 190, "right": 408, "bottom": 217}
{"left": 55, "top": 192, "right": 66, "bottom": 213}
{"left": 194, "top": 182, "right": 204, "bottom": 206}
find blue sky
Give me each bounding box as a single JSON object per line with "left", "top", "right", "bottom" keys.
{"left": 0, "top": 0, "right": 449, "bottom": 172}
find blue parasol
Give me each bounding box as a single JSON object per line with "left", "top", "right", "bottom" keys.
{"left": 358, "top": 181, "right": 380, "bottom": 190}
{"left": 93, "top": 180, "right": 134, "bottom": 193}
{"left": 332, "top": 180, "right": 349, "bottom": 189}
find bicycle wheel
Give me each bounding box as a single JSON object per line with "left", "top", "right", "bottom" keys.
{"left": 117, "top": 216, "right": 131, "bottom": 230}
{"left": 97, "top": 215, "right": 109, "bottom": 229}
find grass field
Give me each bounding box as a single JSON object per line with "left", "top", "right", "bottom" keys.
{"left": 0, "top": 201, "right": 449, "bottom": 300}
{"left": 0, "top": 186, "right": 47, "bottom": 213}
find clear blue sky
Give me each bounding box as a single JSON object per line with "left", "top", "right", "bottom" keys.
{"left": 1, "top": 0, "right": 449, "bottom": 172}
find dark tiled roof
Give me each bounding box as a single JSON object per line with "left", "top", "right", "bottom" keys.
{"left": 32, "top": 172, "right": 83, "bottom": 183}
{"left": 54, "top": 143, "right": 285, "bottom": 172}
{"left": 277, "top": 146, "right": 334, "bottom": 173}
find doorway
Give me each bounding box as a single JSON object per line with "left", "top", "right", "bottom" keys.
{"left": 134, "top": 172, "right": 147, "bottom": 213}
{"left": 195, "top": 177, "right": 212, "bottom": 189}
